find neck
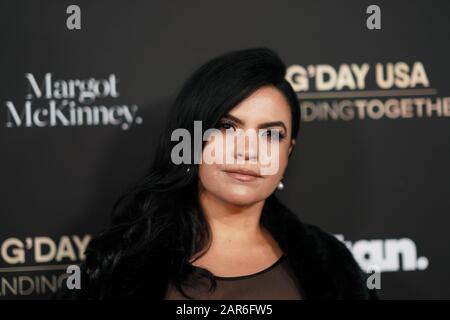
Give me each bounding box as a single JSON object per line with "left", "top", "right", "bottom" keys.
{"left": 198, "top": 189, "right": 266, "bottom": 246}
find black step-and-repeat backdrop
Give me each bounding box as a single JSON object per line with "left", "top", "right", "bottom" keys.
{"left": 1, "top": 0, "right": 449, "bottom": 299}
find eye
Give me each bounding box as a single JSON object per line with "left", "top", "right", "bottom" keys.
{"left": 217, "top": 120, "right": 236, "bottom": 131}
{"left": 261, "top": 129, "right": 286, "bottom": 141}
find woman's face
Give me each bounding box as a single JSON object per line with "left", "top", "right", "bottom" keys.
{"left": 198, "top": 85, "right": 296, "bottom": 206}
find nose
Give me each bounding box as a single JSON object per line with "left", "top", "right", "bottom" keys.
{"left": 235, "top": 131, "right": 258, "bottom": 162}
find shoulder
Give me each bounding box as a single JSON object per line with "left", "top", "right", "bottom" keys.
{"left": 300, "top": 223, "right": 380, "bottom": 299}
{"left": 302, "top": 223, "right": 352, "bottom": 259}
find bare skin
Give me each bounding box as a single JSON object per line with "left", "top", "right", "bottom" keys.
{"left": 191, "top": 85, "right": 296, "bottom": 277}
{"left": 191, "top": 186, "right": 283, "bottom": 277}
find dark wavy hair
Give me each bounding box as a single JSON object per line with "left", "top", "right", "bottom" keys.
{"left": 77, "top": 47, "right": 301, "bottom": 299}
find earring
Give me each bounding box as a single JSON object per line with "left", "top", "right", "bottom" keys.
{"left": 277, "top": 180, "right": 284, "bottom": 190}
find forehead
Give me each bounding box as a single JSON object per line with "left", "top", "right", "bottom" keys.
{"left": 228, "top": 85, "right": 292, "bottom": 126}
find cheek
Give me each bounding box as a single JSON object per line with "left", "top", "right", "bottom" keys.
{"left": 198, "top": 162, "right": 220, "bottom": 185}
{"left": 260, "top": 142, "right": 290, "bottom": 178}
{"left": 199, "top": 137, "right": 224, "bottom": 183}
{"left": 278, "top": 149, "right": 289, "bottom": 175}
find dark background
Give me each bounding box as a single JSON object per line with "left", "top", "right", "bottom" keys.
{"left": 1, "top": 0, "right": 449, "bottom": 299}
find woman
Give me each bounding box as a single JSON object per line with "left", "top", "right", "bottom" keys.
{"left": 70, "top": 47, "right": 378, "bottom": 300}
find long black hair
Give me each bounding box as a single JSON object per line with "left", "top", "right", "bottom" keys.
{"left": 79, "top": 47, "right": 301, "bottom": 299}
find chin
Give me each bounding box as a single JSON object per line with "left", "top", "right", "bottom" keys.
{"left": 221, "top": 190, "right": 263, "bottom": 207}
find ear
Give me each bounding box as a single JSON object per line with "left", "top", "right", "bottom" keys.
{"left": 288, "top": 139, "right": 296, "bottom": 156}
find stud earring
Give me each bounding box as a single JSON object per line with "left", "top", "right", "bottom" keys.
{"left": 277, "top": 180, "right": 284, "bottom": 190}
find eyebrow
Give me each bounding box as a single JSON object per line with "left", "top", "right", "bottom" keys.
{"left": 221, "top": 114, "right": 288, "bottom": 132}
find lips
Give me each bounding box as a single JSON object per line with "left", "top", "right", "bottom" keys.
{"left": 222, "top": 168, "right": 262, "bottom": 182}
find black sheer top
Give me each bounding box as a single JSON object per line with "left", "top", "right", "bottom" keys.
{"left": 164, "top": 253, "right": 303, "bottom": 300}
